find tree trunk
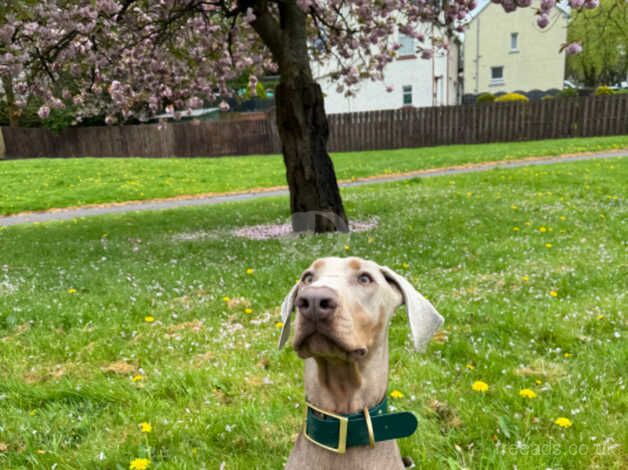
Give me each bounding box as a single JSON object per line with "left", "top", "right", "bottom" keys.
{"left": 2, "top": 74, "right": 20, "bottom": 127}
{"left": 275, "top": 71, "right": 348, "bottom": 233}
{"left": 249, "top": 0, "right": 348, "bottom": 233}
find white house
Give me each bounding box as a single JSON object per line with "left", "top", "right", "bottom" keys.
{"left": 314, "top": 33, "right": 461, "bottom": 114}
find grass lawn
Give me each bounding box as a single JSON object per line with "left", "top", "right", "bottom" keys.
{"left": 0, "top": 157, "right": 626, "bottom": 469}
{"left": 1, "top": 135, "right": 626, "bottom": 216}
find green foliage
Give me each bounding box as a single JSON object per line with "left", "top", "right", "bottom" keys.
{"left": 495, "top": 93, "right": 529, "bottom": 103}
{"left": 0, "top": 158, "right": 626, "bottom": 468}
{"left": 594, "top": 86, "right": 615, "bottom": 96}
{"left": 1, "top": 136, "right": 627, "bottom": 215}
{"left": 567, "top": 0, "right": 628, "bottom": 87}
{"left": 557, "top": 87, "right": 579, "bottom": 98}
{"left": 541, "top": 95, "right": 555, "bottom": 100}
{"left": 476, "top": 92, "right": 495, "bottom": 104}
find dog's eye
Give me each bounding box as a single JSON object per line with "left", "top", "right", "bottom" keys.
{"left": 358, "top": 273, "right": 373, "bottom": 285}
{"left": 301, "top": 272, "right": 314, "bottom": 285}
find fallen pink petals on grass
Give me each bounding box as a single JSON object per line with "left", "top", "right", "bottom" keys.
{"left": 232, "top": 219, "right": 379, "bottom": 240}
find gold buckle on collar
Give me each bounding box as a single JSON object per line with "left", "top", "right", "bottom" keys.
{"left": 303, "top": 402, "right": 348, "bottom": 454}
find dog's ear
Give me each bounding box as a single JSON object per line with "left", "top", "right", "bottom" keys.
{"left": 380, "top": 266, "right": 444, "bottom": 351}
{"left": 278, "top": 281, "right": 299, "bottom": 349}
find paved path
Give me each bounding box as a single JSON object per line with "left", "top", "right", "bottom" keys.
{"left": 2, "top": 150, "right": 626, "bottom": 227}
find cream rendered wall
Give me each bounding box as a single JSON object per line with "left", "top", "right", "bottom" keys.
{"left": 463, "top": 2, "right": 568, "bottom": 95}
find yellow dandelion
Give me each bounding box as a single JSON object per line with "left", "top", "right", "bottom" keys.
{"left": 223, "top": 296, "right": 230, "bottom": 302}
{"left": 344, "top": 245, "right": 350, "bottom": 251}
{"left": 144, "top": 315, "right": 155, "bottom": 323}
{"left": 465, "top": 364, "right": 475, "bottom": 370}
{"left": 559, "top": 216, "right": 566, "bottom": 221}
{"left": 549, "top": 291, "right": 558, "bottom": 297}
{"left": 29, "top": 409, "right": 37, "bottom": 416}
{"left": 512, "top": 226, "right": 520, "bottom": 232}
{"left": 538, "top": 226, "right": 547, "bottom": 233}
{"left": 246, "top": 268, "right": 254, "bottom": 275}
{"left": 36, "top": 450, "right": 46, "bottom": 455}
{"left": 129, "top": 458, "right": 151, "bottom": 470}
{"left": 535, "top": 379, "right": 543, "bottom": 385}
{"left": 511, "top": 204, "right": 518, "bottom": 210}
{"left": 402, "top": 262, "right": 410, "bottom": 269}
{"left": 545, "top": 242, "right": 553, "bottom": 248}
{"left": 244, "top": 308, "right": 253, "bottom": 314}
{"left": 390, "top": 390, "right": 404, "bottom": 399}
{"left": 471, "top": 380, "right": 489, "bottom": 393}
{"left": 596, "top": 314, "right": 605, "bottom": 320}
{"left": 521, "top": 275, "right": 529, "bottom": 282}
{"left": 563, "top": 353, "right": 572, "bottom": 358}
{"left": 132, "top": 375, "right": 143, "bottom": 382}
{"left": 67, "top": 288, "right": 77, "bottom": 294}
{"left": 554, "top": 417, "right": 573, "bottom": 428}
{"left": 275, "top": 321, "right": 284, "bottom": 329}
{"left": 140, "top": 422, "right": 152, "bottom": 433}
{"left": 519, "top": 388, "right": 537, "bottom": 399}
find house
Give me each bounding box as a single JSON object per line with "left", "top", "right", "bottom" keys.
{"left": 314, "top": 33, "right": 461, "bottom": 114}
{"left": 462, "top": 0, "right": 570, "bottom": 99}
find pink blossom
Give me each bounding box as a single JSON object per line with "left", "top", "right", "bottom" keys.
{"left": 219, "top": 100, "right": 230, "bottom": 112}
{"left": 564, "top": 42, "right": 583, "bottom": 55}
{"left": 537, "top": 14, "right": 550, "bottom": 28}
{"left": 37, "top": 106, "right": 50, "bottom": 119}
{"left": 243, "top": 8, "right": 256, "bottom": 23}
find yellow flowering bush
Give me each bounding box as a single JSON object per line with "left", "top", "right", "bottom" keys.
{"left": 495, "top": 93, "right": 529, "bottom": 103}
{"left": 594, "top": 86, "right": 614, "bottom": 96}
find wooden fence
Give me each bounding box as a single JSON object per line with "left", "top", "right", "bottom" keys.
{"left": 1, "top": 94, "right": 626, "bottom": 159}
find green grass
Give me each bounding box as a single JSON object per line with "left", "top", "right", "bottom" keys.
{"left": 1, "top": 135, "right": 626, "bottom": 215}
{"left": 0, "top": 158, "right": 626, "bottom": 469}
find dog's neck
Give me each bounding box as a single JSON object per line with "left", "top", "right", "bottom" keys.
{"left": 303, "top": 340, "right": 389, "bottom": 415}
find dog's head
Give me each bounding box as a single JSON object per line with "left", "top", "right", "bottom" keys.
{"left": 279, "top": 257, "right": 443, "bottom": 361}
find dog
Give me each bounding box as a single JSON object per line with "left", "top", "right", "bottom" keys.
{"left": 278, "top": 257, "right": 443, "bottom": 469}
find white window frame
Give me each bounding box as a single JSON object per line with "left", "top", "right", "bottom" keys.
{"left": 510, "top": 32, "right": 519, "bottom": 52}
{"left": 490, "top": 66, "right": 505, "bottom": 86}
{"left": 398, "top": 34, "right": 415, "bottom": 57}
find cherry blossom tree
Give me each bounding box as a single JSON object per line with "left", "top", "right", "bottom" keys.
{"left": 0, "top": 0, "right": 596, "bottom": 232}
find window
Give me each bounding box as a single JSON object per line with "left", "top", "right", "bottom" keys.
{"left": 398, "top": 34, "right": 415, "bottom": 57}
{"left": 402, "top": 85, "right": 413, "bottom": 105}
{"left": 510, "top": 33, "right": 519, "bottom": 51}
{"left": 490, "top": 66, "right": 504, "bottom": 85}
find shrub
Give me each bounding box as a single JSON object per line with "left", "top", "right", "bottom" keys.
{"left": 494, "top": 92, "right": 529, "bottom": 103}
{"left": 476, "top": 92, "right": 495, "bottom": 104}
{"left": 542, "top": 95, "right": 554, "bottom": 100}
{"left": 594, "top": 86, "right": 615, "bottom": 96}
{"left": 557, "top": 87, "right": 578, "bottom": 98}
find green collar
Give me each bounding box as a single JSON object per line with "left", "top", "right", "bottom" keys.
{"left": 304, "top": 396, "right": 418, "bottom": 454}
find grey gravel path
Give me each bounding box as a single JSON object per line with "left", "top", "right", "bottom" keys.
{"left": 1, "top": 150, "right": 625, "bottom": 227}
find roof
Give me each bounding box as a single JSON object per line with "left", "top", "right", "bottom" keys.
{"left": 463, "top": 0, "right": 571, "bottom": 23}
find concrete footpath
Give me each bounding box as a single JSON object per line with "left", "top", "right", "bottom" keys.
{"left": 1, "top": 150, "right": 626, "bottom": 227}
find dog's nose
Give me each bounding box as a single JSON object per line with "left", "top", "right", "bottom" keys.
{"left": 296, "top": 286, "right": 338, "bottom": 321}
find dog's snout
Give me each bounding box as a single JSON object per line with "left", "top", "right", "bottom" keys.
{"left": 296, "top": 286, "right": 338, "bottom": 321}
